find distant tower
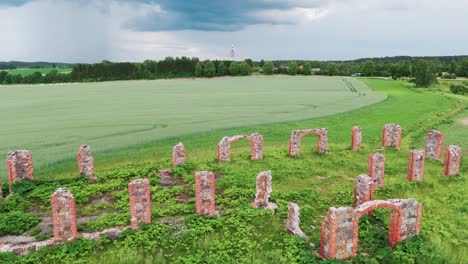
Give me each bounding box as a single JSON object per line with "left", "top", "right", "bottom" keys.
{"left": 230, "top": 45, "right": 235, "bottom": 60}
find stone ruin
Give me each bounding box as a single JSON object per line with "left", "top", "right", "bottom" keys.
{"left": 368, "top": 153, "right": 385, "bottom": 188}
{"left": 285, "top": 202, "right": 308, "bottom": 238}
{"left": 407, "top": 150, "right": 426, "bottom": 182}
{"left": 6, "top": 150, "right": 34, "bottom": 187}
{"left": 288, "top": 128, "right": 328, "bottom": 156}
{"left": 195, "top": 171, "right": 216, "bottom": 215}
{"left": 444, "top": 145, "right": 462, "bottom": 176}
{"left": 0, "top": 178, "right": 3, "bottom": 202}
{"left": 77, "top": 145, "right": 96, "bottom": 182}
{"left": 251, "top": 171, "right": 277, "bottom": 210}
{"left": 218, "top": 133, "right": 263, "bottom": 163}
{"left": 320, "top": 199, "right": 422, "bottom": 260}
{"left": 51, "top": 188, "right": 78, "bottom": 242}
{"left": 382, "top": 124, "right": 402, "bottom": 149}
{"left": 351, "top": 126, "right": 362, "bottom": 151}
{"left": 425, "top": 130, "right": 444, "bottom": 160}
{"left": 353, "top": 174, "right": 373, "bottom": 208}
{"left": 172, "top": 142, "right": 186, "bottom": 167}
{"left": 128, "top": 178, "right": 152, "bottom": 229}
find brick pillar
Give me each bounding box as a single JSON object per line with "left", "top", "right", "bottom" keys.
{"left": 425, "top": 130, "right": 444, "bottom": 160}
{"left": 285, "top": 202, "right": 307, "bottom": 238}
{"left": 444, "top": 145, "right": 462, "bottom": 176}
{"left": 320, "top": 207, "right": 355, "bottom": 259}
{"left": 195, "top": 171, "right": 216, "bottom": 215}
{"left": 252, "top": 171, "right": 277, "bottom": 210}
{"left": 382, "top": 124, "right": 402, "bottom": 149}
{"left": 77, "top": 145, "right": 96, "bottom": 182}
{"left": 388, "top": 199, "right": 422, "bottom": 241}
{"left": 407, "top": 150, "right": 425, "bottom": 182}
{"left": 353, "top": 174, "right": 373, "bottom": 208}
{"left": 217, "top": 137, "right": 230, "bottom": 163}
{"left": 351, "top": 126, "right": 362, "bottom": 151}
{"left": 6, "top": 150, "right": 34, "bottom": 187}
{"left": 247, "top": 133, "right": 263, "bottom": 160}
{"left": 0, "top": 177, "right": 3, "bottom": 202}
{"left": 368, "top": 153, "right": 385, "bottom": 188}
{"left": 172, "top": 142, "right": 186, "bottom": 167}
{"left": 128, "top": 178, "right": 151, "bottom": 229}
{"left": 51, "top": 188, "right": 78, "bottom": 242}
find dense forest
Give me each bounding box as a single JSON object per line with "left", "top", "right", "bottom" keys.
{"left": 1, "top": 56, "right": 468, "bottom": 87}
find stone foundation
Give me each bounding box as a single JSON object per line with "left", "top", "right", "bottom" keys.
{"left": 286, "top": 202, "right": 307, "bottom": 238}
{"left": 6, "top": 150, "right": 34, "bottom": 187}
{"left": 172, "top": 143, "right": 186, "bottom": 167}
{"left": 218, "top": 133, "right": 263, "bottom": 163}
{"left": 128, "top": 178, "right": 152, "bottom": 229}
{"left": 288, "top": 128, "right": 328, "bottom": 156}
{"left": 425, "top": 130, "right": 444, "bottom": 160}
{"left": 408, "top": 150, "right": 425, "bottom": 182}
{"left": 382, "top": 124, "right": 402, "bottom": 149}
{"left": 195, "top": 171, "right": 216, "bottom": 215}
{"left": 51, "top": 188, "right": 78, "bottom": 242}
{"left": 353, "top": 175, "right": 373, "bottom": 208}
{"left": 320, "top": 199, "right": 422, "bottom": 260}
{"left": 444, "top": 145, "right": 462, "bottom": 176}
{"left": 77, "top": 145, "right": 96, "bottom": 181}
{"left": 368, "top": 153, "right": 385, "bottom": 188}
{"left": 252, "top": 171, "right": 277, "bottom": 210}
{"left": 351, "top": 126, "right": 362, "bottom": 151}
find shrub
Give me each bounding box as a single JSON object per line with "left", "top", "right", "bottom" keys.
{"left": 0, "top": 211, "right": 40, "bottom": 236}
{"left": 11, "top": 179, "right": 36, "bottom": 195}
{"left": 263, "top": 61, "right": 274, "bottom": 75}
{"left": 287, "top": 61, "right": 298, "bottom": 75}
{"left": 449, "top": 84, "right": 467, "bottom": 95}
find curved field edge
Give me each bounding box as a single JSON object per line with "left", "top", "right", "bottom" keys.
{"left": 1, "top": 79, "right": 466, "bottom": 263}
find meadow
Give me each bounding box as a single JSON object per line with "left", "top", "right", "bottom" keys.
{"left": 3, "top": 67, "right": 72, "bottom": 76}
{"left": 0, "top": 78, "right": 466, "bottom": 263}
{"left": 0, "top": 76, "right": 385, "bottom": 180}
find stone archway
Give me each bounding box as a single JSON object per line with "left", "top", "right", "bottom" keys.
{"left": 218, "top": 133, "right": 263, "bottom": 163}
{"left": 288, "top": 128, "right": 328, "bottom": 156}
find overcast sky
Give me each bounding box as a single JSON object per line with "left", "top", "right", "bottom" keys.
{"left": 0, "top": 0, "right": 467, "bottom": 63}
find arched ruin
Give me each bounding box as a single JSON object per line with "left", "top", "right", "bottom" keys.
{"left": 218, "top": 133, "right": 263, "bottom": 163}
{"left": 288, "top": 128, "right": 328, "bottom": 156}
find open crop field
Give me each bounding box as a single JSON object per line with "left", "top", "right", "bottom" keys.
{"left": 0, "top": 78, "right": 466, "bottom": 263}
{"left": 0, "top": 76, "right": 386, "bottom": 180}
{"left": 3, "top": 67, "right": 72, "bottom": 76}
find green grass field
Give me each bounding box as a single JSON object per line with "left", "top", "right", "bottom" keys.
{"left": 0, "top": 78, "right": 466, "bottom": 263}
{"left": 0, "top": 76, "right": 386, "bottom": 180}
{"left": 3, "top": 67, "right": 72, "bottom": 76}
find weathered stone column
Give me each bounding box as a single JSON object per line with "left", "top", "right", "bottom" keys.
{"left": 246, "top": 133, "right": 264, "bottom": 160}
{"left": 6, "top": 150, "right": 34, "bottom": 187}
{"left": 382, "top": 124, "right": 402, "bottom": 149}
{"left": 128, "top": 178, "right": 152, "bottom": 229}
{"left": 252, "top": 171, "right": 277, "bottom": 210}
{"left": 351, "top": 126, "right": 362, "bottom": 151}
{"left": 195, "top": 171, "right": 216, "bottom": 215}
{"left": 172, "top": 142, "right": 186, "bottom": 167}
{"left": 407, "top": 150, "right": 425, "bottom": 182}
{"left": 368, "top": 153, "right": 385, "bottom": 188}
{"left": 425, "top": 130, "right": 444, "bottom": 160}
{"left": 444, "top": 145, "right": 462, "bottom": 176}
{"left": 353, "top": 175, "right": 373, "bottom": 207}
{"left": 51, "top": 188, "right": 78, "bottom": 242}
{"left": 217, "top": 137, "right": 231, "bottom": 163}
{"left": 320, "top": 207, "right": 355, "bottom": 259}
{"left": 286, "top": 202, "right": 307, "bottom": 238}
{"left": 77, "top": 145, "right": 96, "bottom": 182}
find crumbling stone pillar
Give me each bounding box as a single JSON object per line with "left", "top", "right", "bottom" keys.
{"left": 351, "top": 126, "right": 362, "bottom": 151}
{"left": 286, "top": 202, "right": 307, "bottom": 238}
{"left": 382, "top": 124, "right": 402, "bottom": 149}
{"left": 195, "top": 171, "right": 216, "bottom": 215}
{"left": 128, "top": 178, "right": 151, "bottom": 229}
{"left": 172, "top": 142, "right": 186, "bottom": 167}
{"left": 353, "top": 175, "right": 373, "bottom": 207}
{"left": 388, "top": 199, "right": 422, "bottom": 240}
{"left": 77, "top": 145, "right": 96, "bottom": 182}
{"left": 51, "top": 188, "right": 78, "bottom": 242}
{"left": 6, "top": 150, "right": 34, "bottom": 186}
{"left": 407, "top": 150, "right": 425, "bottom": 182}
{"left": 288, "top": 128, "right": 328, "bottom": 156}
{"left": 368, "top": 153, "right": 385, "bottom": 188}
{"left": 425, "top": 130, "right": 444, "bottom": 160}
{"left": 320, "top": 207, "right": 355, "bottom": 259}
{"left": 217, "top": 133, "right": 264, "bottom": 163}
{"left": 444, "top": 145, "right": 462, "bottom": 176}
{"left": 252, "top": 171, "right": 277, "bottom": 210}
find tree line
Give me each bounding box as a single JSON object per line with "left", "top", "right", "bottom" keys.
{"left": 1, "top": 56, "right": 468, "bottom": 87}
